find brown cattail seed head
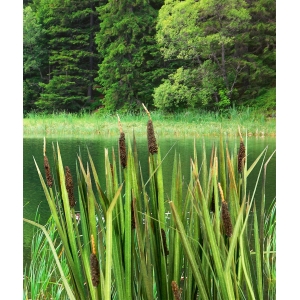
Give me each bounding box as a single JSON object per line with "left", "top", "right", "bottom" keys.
{"left": 90, "top": 253, "right": 100, "bottom": 287}
{"left": 147, "top": 120, "right": 158, "bottom": 154}
{"left": 65, "top": 166, "right": 75, "bottom": 208}
{"left": 44, "top": 155, "right": 53, "bottom": 188}
{"left": 221, "top": 201, "right": 233, "bottom": 237}
{"left": 119, "top": 132, "right": 127, "bottom": 168}
{"left": 238, "top": 141, "right": 245, "bottom": 173}
{"left": 161, "top": 228, "right": 169, "bottom": 256}
{"left": 171, "top": 281, "right": 181, "bottom": 300}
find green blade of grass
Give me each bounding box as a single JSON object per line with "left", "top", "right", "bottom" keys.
{"left": 23, "top": 218, "right": 76, "bottom": 300}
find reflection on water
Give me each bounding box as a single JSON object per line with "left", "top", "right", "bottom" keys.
{"left": 23, "top": 135, "right": 276, "bottom": 269}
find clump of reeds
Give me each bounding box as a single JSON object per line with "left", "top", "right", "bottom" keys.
{"left": 218, "top": 182, "right": 233, "bottom": 237}
{"left": 171, "top": 281, "right": 181, "bottom": 300}
{"left": 43, "top": 138, "right": 53, "bottom": 188}
{"left": 118, "top": 115, "right": 127, "bottom": 168}
{"left": 238, "top": 126, "right": 245, "bottom": 173}
{"left": 142, "top": 103, "right": 158, "bottom": 154}
{"left": 65, "top": 166, "right": 75, "bottom": 208}
{"left": 30, "top": 132, "right": 276, "bottom": 299}
{"left": 90, "top": 234, "right": 100, "bottom": 287}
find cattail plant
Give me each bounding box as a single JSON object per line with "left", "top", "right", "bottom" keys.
{"left": 65, "top": 166, "right": 75, "bottom": 208}
{"left": 238, "top": 126, "right": 246, "bottom": 173}
{"left": 218, "top": 182, "right": 233, "bottom": 237}
{"left": 90, "top": 234, "right": 100, "bottom": 287}
{"left": 118, "top": 115, "right": 127, "bottom": 168}
{"left": 43, "top": 137, "right": 53, "bottom": 188}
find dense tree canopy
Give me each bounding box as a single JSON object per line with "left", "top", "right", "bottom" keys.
{"left": 23, "top": 0, "right": 275, "bottom": 114}
{"left": 154, "top": 0, "right": 275, "bottom": 111}
{"left": 95, "top": 0, "right": 169, "bottom": 111}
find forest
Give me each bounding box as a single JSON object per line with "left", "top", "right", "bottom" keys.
{"left": 23, "top": 0, "right": 276, "bottom": 115}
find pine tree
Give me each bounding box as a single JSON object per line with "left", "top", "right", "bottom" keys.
{"left": 34, "top": 0, "right": 100, "bottom": 112}
{"left": 95, "top": 0, "right": 169, "bottom": 111}
{"left": 23, "top": 5, "right": 48, "bottom": 113}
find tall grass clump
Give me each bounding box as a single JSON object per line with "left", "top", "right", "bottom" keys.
{"left": 24, "top": 104, "right": 276, "bottom": 299}
{"left": 23, "top": 215, "right": 71, "bottom": 300}
{"left": 23, "top": 107, "right": 276, "bottom": 137}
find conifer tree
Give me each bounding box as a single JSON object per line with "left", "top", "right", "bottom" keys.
{"left": 95, "top": 0, "right": 168, "bottom": 111}
{"left": 33, "top": 0, "right": 100, "bottom": 112}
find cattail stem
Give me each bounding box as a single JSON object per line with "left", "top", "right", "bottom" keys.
{"left": 117, "top": 114, "right": 123, "bottom": 133}
{"left": 238, "top": 125, "right": 243, "bottom": 141}
{"left": 43, "top": 136, "right": 46, "bottom": 157}
{"left": 142, "top": 103, "right": 151, "bottom": 119}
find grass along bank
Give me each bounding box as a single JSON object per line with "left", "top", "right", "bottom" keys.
{"left": 23, "top": 108, "right": 276, "bottom": 138}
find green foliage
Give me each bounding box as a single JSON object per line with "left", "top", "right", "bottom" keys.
{"left": 155, "top": 0, "right": 275, "bottom": 111}
{"left": 26, "top": 115, "right": 276, "bottom": 299}
{"left": 23, "top": 0, "right": 275, "bottom": 113}
{"left": 244, "top": 88, "right": 276, "bottom": 116}
{"left": 30, "top": 0, "right": 100, "bottom": 112}
{"left": 23, "top": 5, "right": 48, "bottom": 112}
{"left": 37, "top": 75, "right": 90, "bottom": 112}
{"left": 95, "top": 0, "right": 172, "bottom": 111}
{"left": 217, "top": 89, "right": 231, "bottom": 109}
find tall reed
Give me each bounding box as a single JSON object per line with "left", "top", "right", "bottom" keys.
{"left": 24, "top": 105, "right": 276, "bottom": 299}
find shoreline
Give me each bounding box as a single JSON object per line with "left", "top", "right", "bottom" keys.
{"left": 23, "top": 119, "right": 276, "bottom": 138}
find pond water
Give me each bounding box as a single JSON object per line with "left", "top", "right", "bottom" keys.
{"left": 23, "top": 135, "right": 276, "bottom": 270}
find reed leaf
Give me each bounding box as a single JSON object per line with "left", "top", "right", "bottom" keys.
{"left": 170, "top": 201, "right": 210, "bottom": 300}
{"left": 192, "top": 161, "right": 233, "bottom": 300}
{"left": 104, "top": 184, "right": 124, "bottom": 300}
